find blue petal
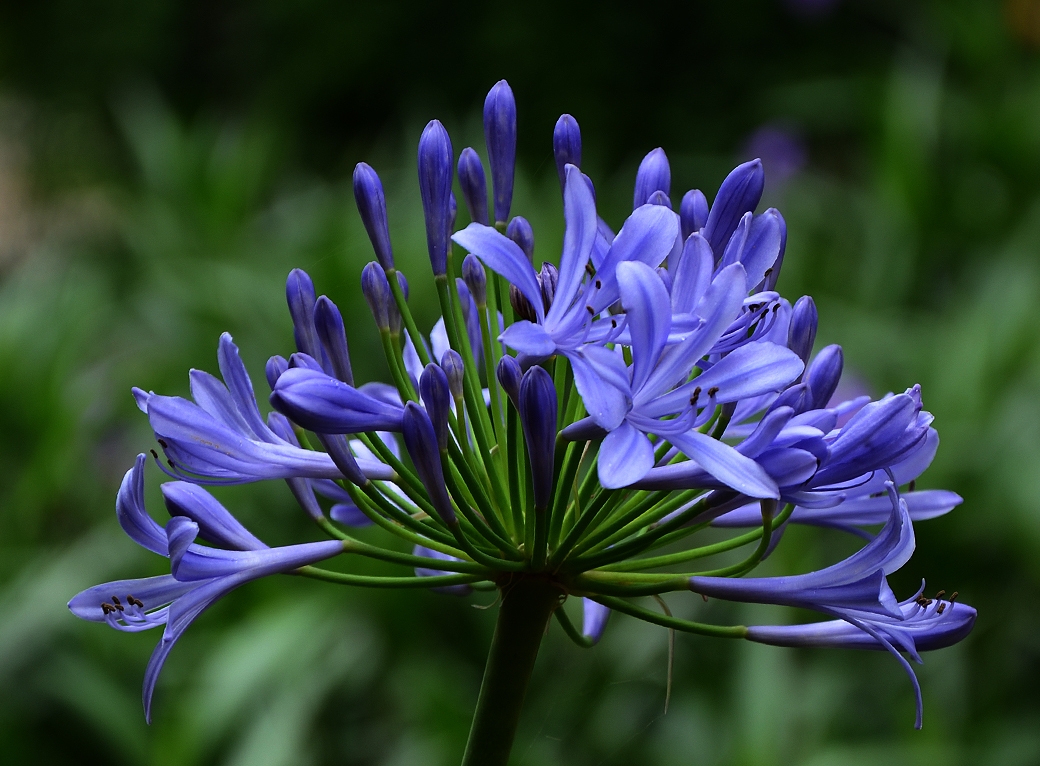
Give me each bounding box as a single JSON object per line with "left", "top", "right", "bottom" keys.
{"left": 217, "top": 333, "right": 274, "bottom": 441}
{"left": 117, "top": 454, "right": 169, "bottom": 555}
{"left": 452, "top": 223, "right": 544, "bottom": 322}
{"left": 498, "top": 320, "right": 556, "bottom": 357}
{"left": 598, "top": 422, "right": 655, "bottom": 489}
{"left": 546, "top": 164, "right": 598, "bottom": 328}
{"left": 666, "top": 430, "right": 779, "bottom": 499}
{"left": 703, "top": 159, "right": 764, "bottom": 255}
{"left": 740, "top": 210, "right": 783, "bottom": 288}
{"left": 671, "top": 233, "right": 714, "bottom": 314}
{"left": 68, "top": 574, "right": 196, "bottom": 623}
{"left": 582, "top": 598, "right": 611, "bottom": 643}
{"left": 161, "top": 481, "right": 267, "bottom": 551}
{"left": 590, "top": 204, "right": 680, "bottom": 313}
{"left": 330, "top": 503, "right": 374, "bottom": 527}
{"left": 617, "top": 261, "right": 671, "bottom": 392}
{"left": 189, "top": 369, "right": 253, "bottom": 437}
{"left": 568, "top": 349, "right": 630, "bottom": 430}
{"left": 270, "top": 368, "right": 404, "bottom": 433}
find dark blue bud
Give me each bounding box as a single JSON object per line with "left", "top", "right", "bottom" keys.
{"left": 506, "top": 216, "right": 534, "bottom": 262}
{"left": 419, "top": 363, "right": 451, "bottom": 450}
{"left": 288, "top": 352, "right": 324, "bottom": 372}
{"left": 763, "top": 209, "right": 787, "bottom": 291}
{"left": 441, "top": 349, "right": 465, "bottom": 401}
{"left": 680, "top": 189, "right": 709, "bottom": 240}
{"left": 553, "top": 114, "right": 582, "bottom": 191}
{"left": 806, "top": 344, "right": 843, "bottom": 410}
{"left": 633, "top": 147, "right": 671, "bottom": 209}
{"left": 352, "top": 162, "right": 394, "bottom": 269}
{"left": 539, "top": 261, "right": 559, "bottom": 313}
{"left": 656, "top": 266, "right": 673, "bottom": 292}
{"left": 496, "top": 355, "right": 522, "bottom": 406}
{"left": 286, "top": 269, "right": 321, "bottom": 359}
{"left": 265, "top": 355, "right": 288, "bottom": 391}
{"left": 461, "top": 253, "right": 487, "bottom": 306}
{"left": 448, "top": 191, "right": 457, "bottom": 236}
{"left": 396, "top": 270, "right": 410, "bottom": 301}
{"left": 703, "top": 159, "right": 765, "bottom": 255}
{"left": 519, "top": 366, "right": 558, "bottom": 511}
{"left": 457, "top": 147, "right": 489, "bottom": 226}
{"left": 455, "top": 279, "right": 483, "bottom": 368}
{"left": 401, "top": 402, "right": 456, "bottom": 525}
{"left": 361, "top": 261, "right": 392, "bottom": 330}
{"left": 788, "top": 296, "right": 818, "bottom": 365}
{"left": 483, "top": 79, "right": 517, "bottom": 224}
{"left": 418, "top": 120, "right": 454, "bottom": 276}
{"left": 769, "top": 382, "right": 812, "bottom": 416}
{"left": 317, "top": 433, "right": 366, "bottom": 486}
{"left": 646, "top": 190, "right": 672, "bottom": 209}
{"left": 314, "top": 296, "right": 354, "bottom": 385}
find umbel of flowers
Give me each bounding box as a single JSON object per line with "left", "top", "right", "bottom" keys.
{"left": 70, "top": 80, "right": 975, "bottom": 765}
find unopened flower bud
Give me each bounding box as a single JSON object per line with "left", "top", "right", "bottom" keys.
{"left": 457, "top": 147, "right": 489, "bottom": 226}
{"left": 539, "top": 261, "right": 559, "bottom": 313}
{"left": 418, "top": 120, "right": 454, "bottom": 276}
{"left": 286, "top": 269, "right": 321, "bottom": 358}
{"left": 352, "top": 162, "right": 394, "bottom": 269}
{"left": 401, "top": 402, "right": 456, "bottom": 525}
{"left": 419, "top": 364, "right": 451, "bottom": 450}
{"left": 519, "top": 366, "right": 558, "bottom": 511}
{"left": 510, "top": 283, "right": 538, "bottom": 323}
{"left": 265, "top": 355, "right": 288, "bottom": 391}
{"left": 646, "top": 190, "right": 672, "bottom": 209}
{"left": 314, "top": 296, "right": 354, "bottom": 385}
{"left": 361, "top": 261, "right": 392, "bottom": 330}
{"left": 506, "top": 216, "right": 534, "bottom": 262}
{"left": 806, "top": 344, "right": 843, "bottom": 410}
{"left": 496, "top": 355, "right": 522, "bottom": 407}
{"left": 788, "top": 296, "right": 818, "bottom": 365}
{"left": 441, "top": 349, "right": 465, "bottom": 402}
{"left": 553, "top": 114, "right": 582, "bottom": 191}
{"left": 703, "top": 158, "right": 764, "bottom": 254}
{"left": 461, "top": 253, "right": 487, "bottom": 306}
{"left": 484, "top": 79, "right": 517, "bottom": 224}
{"left": 763, "top": 209, "right": 788, "bottom": 291}
{"left": 633, "top": 147, "right": 671, "bottom": 209}
{"left": 680, "top": 189, "right": 709, "bottom": 241}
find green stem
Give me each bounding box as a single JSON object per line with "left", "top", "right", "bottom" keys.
{"left": 460, "top": 578, "right": 560, "bottom": 766}
{"left": 592, "top": 595, "right": 748, "bottom": 639}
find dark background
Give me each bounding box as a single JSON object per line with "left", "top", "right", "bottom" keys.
{"left": 0, "top": 1, "right": 1037, "bottom": 764}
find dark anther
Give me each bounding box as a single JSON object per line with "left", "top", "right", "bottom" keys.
{"left": 763, "top": 268, "right": 773, "bottom": 277}
{"left": 150, "top": 449, "right": 159, "bottom": 460}
{"left": 707, "top": 386, "right": 720, "bottom": 397}
{"left": 157, "top": 438, "right": 169, "bottom": 449}
{"left": 595, "top": 279, "right": 602, "bottom": 289}
{"left": 111, "top": 596, "right": 122, "bottom": 607}
{"left": 101, "top": 602, "right": 115, "bottom": 615}
{"left": 167, "top": 459, "right": 175, "bottom": 469}
{"left": 937, "top": 603, "right": 947, "bottom": 615}
{"left": 127, "top": 595, "right": 144, "bottom": 608}
{"left": 700, "top": 594, "right": 708, "bottom": 603}
{"left": 949, "top": 591, "right": 958, "bottom": 603}
{"left": 585, "top": 263, "right": 595, "bottom": 276}
{"left": 935, "top": 589, "right": 945, "bottom": 600}
{"left": 611, "top": 319, "right": 618, "bottom": 328}
{"left": 908, "top": 480, "right": 916, "bottom": 492}
{"left": 748, "top": 304, "right": 760, "bottom": 312}
{"left": 690, "top": 386, "right": 701, "bottom": 407}
{"left": 586, "top": 305, "right": 595, "bottom": 316}
{"left": 772, "top": 304, "right": 780, "bottom": 313}
{"left": 915, "top": 595, "right": 932, "bottom": 607}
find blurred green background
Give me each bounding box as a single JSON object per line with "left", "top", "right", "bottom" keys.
{"left": 0, "top": 0, "right": 1037, "bottom": 763}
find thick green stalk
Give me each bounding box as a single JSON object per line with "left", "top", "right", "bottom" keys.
{"left": 460, "top": 578, "right": 560, "bottom": 766}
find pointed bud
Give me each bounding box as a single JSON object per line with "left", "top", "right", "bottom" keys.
{"left": 461, "top": 253, "right": 487, "bottom": 306}
{"left": 510, "top": 283, "right": 538, "bottom": 323}
{"left": 806, "top": 345, "right": 843, "bottom": 410}
{"left": 420, "top": 364, "right": 451, "bottom": 450}
{"left": 788, "top": 296, "right": 818, "bottom": 365}
{"left": 483, "top": 80, "right": 517, "bottom": 224}
{"left": 646, "top": 190, "right": 672, "bottom": 209}
{"left": 763, "top": 209, "right": 788, "bottom": 291}
{"left": 441, "top": 349, "right": 465, "bottom": 402}
{"left": 265, "top": 355, "right": 288, "bottom": 391}
{"left": 418, "top": 120, "right": 454, "bottom": 275}
{"left": 314, "top": 296, "right": 354, "bottom": 385}
{"left": 496, "top": 356, "right": 522, "bottom": 407}
{"left": 455, "top": 278, "right": 483, "bottom": 367}
{"left": 680, "top": 189, "right": 709, "bottom": 241}
{"left": 582, "top": 598, "right": 611, "bottom": 644}
{"left": 288, "top": 352, "right": 324, "bottom": 372}
{"left": 361, "top": 261, "right": 392, "bottom": 330}
{"left": 457, "top": 147, "right": 489, "bottom": 226}
{"left": 769, "top": 382, "right": 812, "bottom": 416}
{"left": 539, "top": 261, "right": 559, "bottom": 313}
{"left": 519, "top": 366, "right": 558, "bottom": 511}
{"left": 286, "top": 269, "right": 321, "bottom": 359}
{"left": 703, "top": 159, "right": 765, "bottom": 255}
{"left": 506, "top": 216, "right": 534, "bottom": 262}
{"left": 317, "top": 433, "right": 367, "bottom": 486}
{"left": 553, "top": 114, "right": 582, "bottom": 191}
{"left": 633, "top": 147, "right": 671, "bottom": 209}
{"left": 401, "top": 402, "right": 456, "bottom": 525}
{"left": 352, "top": 162, "right": 394, "bottom": 269}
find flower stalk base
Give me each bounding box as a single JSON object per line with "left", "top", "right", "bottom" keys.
{"left": 461, "top": 577, "right": 560, "bottom": 766}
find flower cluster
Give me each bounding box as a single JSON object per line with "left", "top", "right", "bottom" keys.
{"left": 71, "top": 80, "right": 974, "bottom": 735}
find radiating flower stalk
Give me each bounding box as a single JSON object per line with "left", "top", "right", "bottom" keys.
{"left": 71, "top": 80, "right": 975, "bottom": 764}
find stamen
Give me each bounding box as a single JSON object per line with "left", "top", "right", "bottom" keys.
{"left": 586, "top": 305, "right": 595, "bottom": 316}
{"left": 157, "top": 438, "right": 169, "bottom": 449}
{"left": 101, "top": 602, "right": 115, "bottom": 614}
{"left": 934, "top": 589, "right": 945, "bottom": 599}
{"left": 150, "top": 449, "right": 159, "bottom": 460}
{"left": 128, "top": 595, "right": 145, "bottom": 608}
{"left": 908, "top": 480, "right": 916, "bottom": 492}
{"left": 707, "top": 386, "right": 719, "bottom": 397}
{"left": 936, "top": 603, "right": 946, "bottom": 615}
{"left": 585, "top": 262, "right": 595, "bottom": 276}
{"left": 595, "top": 279, "right": 602, "bottom": 289}
{"left": 690, "top": 387, "right": 701, "bottom": 407}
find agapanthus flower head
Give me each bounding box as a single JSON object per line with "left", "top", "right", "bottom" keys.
{"left": 73, "top": 82, "right": 972, "bottom": 755}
